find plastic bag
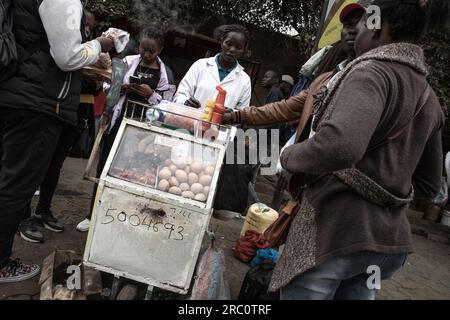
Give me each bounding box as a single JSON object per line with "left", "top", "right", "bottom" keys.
{"left": 190, "top": 245, "right": 231, "bottom": 300}
{"left": 102, "top": 28, "right": 130, "bottom": 53}
{"left": 237, "top": 260, "right": 279, "bottom": 300}
{"left": 445, "top": 151, "right": 450, "bottom": 188}
{"left": 431, "top": 177, "right": 448, "bottom": 207}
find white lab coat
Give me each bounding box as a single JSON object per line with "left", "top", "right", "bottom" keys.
{"left": 173, "top": 56, "right": 252, "bottom": 110}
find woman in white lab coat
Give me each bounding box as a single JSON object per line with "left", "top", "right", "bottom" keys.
{"left": 174, "top": 25, "right": 254, "bottom": 214}
{"left": 173, "top": 24, "right": 252, "bottom": 110}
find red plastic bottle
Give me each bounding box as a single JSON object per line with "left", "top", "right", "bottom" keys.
{"left": 211, "top": 86, "right": 227, "bottom": 124}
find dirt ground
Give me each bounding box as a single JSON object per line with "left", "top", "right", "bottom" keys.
{"left": 0, "top": 158, "right": 449, "bottom": 300}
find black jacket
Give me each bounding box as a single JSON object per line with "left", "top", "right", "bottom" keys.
{"left": 0, "top": 0, "right": 84, "bottom": 125}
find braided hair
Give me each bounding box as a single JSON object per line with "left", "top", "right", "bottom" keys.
{"left": 139, "top": 26, "right": 165, "bottom": 47}
{"left": 372, "top": 0, "right": 449, "bottom": 42}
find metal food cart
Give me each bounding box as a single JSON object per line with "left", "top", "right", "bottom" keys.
{"left": 83, "top": 100, "right": 234, "bottom": 299}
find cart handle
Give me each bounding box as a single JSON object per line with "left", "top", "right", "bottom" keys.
{"left": 84, "top": 116, "right": 108, "bottom": 183}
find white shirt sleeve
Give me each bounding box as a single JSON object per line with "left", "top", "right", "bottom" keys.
{"left": 173, "top": 60, "right": 200, "bottom": 105}
{"left": 38, "top": 0, "right": 101, "bottom": 72}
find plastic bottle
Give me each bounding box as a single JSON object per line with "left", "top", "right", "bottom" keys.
{"left": 240, "top": 203, "right": 279, "bottom": 237}
{"left": 201, "top": 99, "right": 215, "bottom": 122}
{"left": 201, "top": 99, "right": 215, "bottom": 130}
{"left": 211, "top": 86, "right": 227, "bottom": 124}
{"left": 146, "top": 107, "right": 165, "bottom": 122}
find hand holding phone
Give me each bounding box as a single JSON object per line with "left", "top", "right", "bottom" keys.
{"left": 130, "top": 84, "right": 154, "bottom": 99}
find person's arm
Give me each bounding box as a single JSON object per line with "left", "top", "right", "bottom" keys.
{"left": 38, "top": 0, "right": 102, "bottom": 71}
{"left": 226, "top": 71, "right": 331, "bottom": 125}
{"left": 148, "top": 64, "right": 177, "bottom": 104}
{"left": 173, "top": 60, "right": 200, "bottom": 105}
{"left": 281, "top": 67, "right": 387, "bottom": 175}
{"left": 147, "top": 91, "right": 162, "bottom": 105}
{"left": 228, "top": 89, "right": 309, "bottom": 125}
{"left": 150, "top": 84, "right": 177, "bottom": 104}
{"left": 160, "top": 64, "right": 177, "bottom": 102}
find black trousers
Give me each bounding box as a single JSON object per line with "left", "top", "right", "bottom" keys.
{"left": 35, "top": 123, "right": 79, "bottom": 214}
{"left": 23, "top": 104, "right": 92, "bottom": 218}
{"left": 0, "top": 108, "right": 62, "bottom": 267}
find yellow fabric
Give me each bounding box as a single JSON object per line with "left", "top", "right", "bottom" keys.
{"left": 80, "top": 94, "right": 95, "bottom": 104}
{"left": 318, "top": 0, "right": 357, "bottom": 49}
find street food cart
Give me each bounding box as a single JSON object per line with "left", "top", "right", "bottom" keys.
{"left": 83, "top": 100, "right": 234, "bottom": 298}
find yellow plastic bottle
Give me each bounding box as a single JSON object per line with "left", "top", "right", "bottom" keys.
{"left": 240, "top": 203, "right": 279, "bottom": 237}
{"left": 201, "top": 99, "right": 215, "bottom": 129}
{"left": 203, "top": 99, "right": 215, "bottom": 121}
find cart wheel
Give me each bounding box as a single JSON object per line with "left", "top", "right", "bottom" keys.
{"left": 116, "top": 284, "right": 138, "bottom": 300}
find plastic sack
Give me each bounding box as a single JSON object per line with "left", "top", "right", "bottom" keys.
{"left": 250, "top": 248, "right": 279, "bottom": 268}
{"left": 102, "top": 28, "right": 130, "bottom": 53}
{"left": 445, "top": 151, "right": 450, "bottom": 188}
{"left": 190, "top": 245, "right": 231, "bottom": 300}
{"left": 431, "top": 177, "right": 448, "bottom": 207}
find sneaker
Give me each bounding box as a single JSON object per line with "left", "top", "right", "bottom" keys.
{"left": 35, "top": 211, "right": 64, "bottom": 233}
{"left": 76, "top": 218, "right": 90, "bottom": 232}
{"left": 0, "top": 259, "right": 40, "bottom": 283}
{"left": 19, "top": 218, "right": 44, "bottom": 243}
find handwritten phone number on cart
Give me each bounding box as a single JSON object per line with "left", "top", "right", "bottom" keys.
{"left": 101, "top": 207, "right": 185, "bottom": 241}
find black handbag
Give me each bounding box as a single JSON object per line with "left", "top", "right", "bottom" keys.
{"left": 69, "top": 102, "right": 95, "bottom": 159}
{"left": 68, "top": 118, "right": 94, "bottom": 159}
{"left": 238, "top": 261, "right": 280, "bottom": 300}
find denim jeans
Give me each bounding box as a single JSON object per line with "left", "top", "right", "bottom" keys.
{"left": 280, "top": 250, "right": 408, "bottom": 300}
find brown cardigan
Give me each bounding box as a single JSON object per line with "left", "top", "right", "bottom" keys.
{"left": 269, "top": 43, "right": 444, "bottom": 291}
{"left": 230, "top": 72, "right": 333, "bottom": 136}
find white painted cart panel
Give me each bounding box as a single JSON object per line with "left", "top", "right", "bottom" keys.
{"left": 85, "top": 185, "right": 209, "bottom": 293}
{"left": 83, "top": 104, "right": 232, "bottom": 295}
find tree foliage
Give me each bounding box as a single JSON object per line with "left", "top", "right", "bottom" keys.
{"left": 87, "top": 0, "right": 202, "bottom": 32}
{"left": 87, "top": 0, "right": 137, "bottom": 30}
{"left": 87, "top": 0, "right": 448, "bottom": 109}
{"left": 200, "top": 0, "right": 323, "bottom": 36}
{"left": 422, "top": 31, "right": 450, "bottom": 112}
{"left": 88, "top": 0, "right": 323, "bottom": 36}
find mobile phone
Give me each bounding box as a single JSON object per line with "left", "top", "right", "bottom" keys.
{"left": 129, "top": 75, "right": 141, "bottom": 85}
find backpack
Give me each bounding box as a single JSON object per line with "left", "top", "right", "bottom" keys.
{"left": 0, "top": 0, "right": 17, "bottom": 82}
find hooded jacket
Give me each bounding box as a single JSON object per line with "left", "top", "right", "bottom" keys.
{"left": 0, "top": 0, "right": 101, "bottom": 125}
{"left": 269, "top": 43, "right": 444, "bottom": 291}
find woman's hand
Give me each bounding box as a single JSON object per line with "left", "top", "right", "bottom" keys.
{"left": 96, "top": 36, "right": 115, "bottom": 52}
{"left": 185, "top": 97, "right": 201, "bottom": 109}
{"left": 222, "top": 112, "right": 233, "bottom": 124}
{"left": 121, "top": 84, "right": 132, "bottom": 94}
{"left": 100, "top": 111, "right": 111, "bottom": 128}
{"left": 131, "top": 84, "right": 154, "bottom": 99}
